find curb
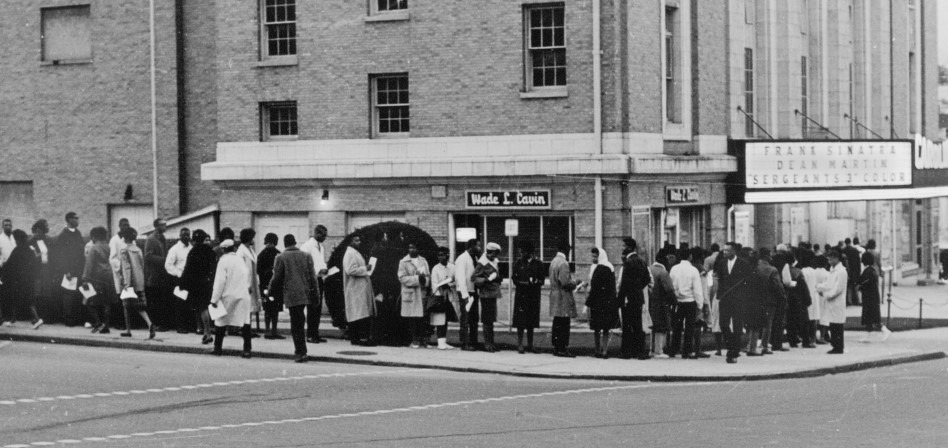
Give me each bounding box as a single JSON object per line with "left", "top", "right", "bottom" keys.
{"left": 4, "top": 332, "right": 945, "bottom": 382}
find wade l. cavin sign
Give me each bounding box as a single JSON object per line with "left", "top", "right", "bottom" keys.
{"left": 744, "top": 141, "right": 913, "bottom": 190}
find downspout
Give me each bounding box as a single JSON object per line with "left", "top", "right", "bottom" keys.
{"left": 149, "top": 0, "right": 159, "bottom": 218}
{"left": 727, "top": 205, "right": 735, "bottom": 242}
{"left": 593, "top": 0, "right": 603, "bottom": 249}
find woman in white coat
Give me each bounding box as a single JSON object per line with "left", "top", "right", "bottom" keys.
{"left": 237, "top": 229, "right": 263, "bottom": 326}
{"left": 210, "top": 240, "right": 253, "bottom": 358}
{"left": 801, "top": 253, "right": 829, "bottom": 345}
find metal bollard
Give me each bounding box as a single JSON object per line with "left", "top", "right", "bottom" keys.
{"left": 919, "top": 298, "right": 923, "bottom": 329}
{"left": 886, "top": 295, "right": 892, "bottom": 328}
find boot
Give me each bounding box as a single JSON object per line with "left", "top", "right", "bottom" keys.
{"left": 653, "top": 333, "right": 669, "bottom": 358}
{"left": 437, "top": 337, "right": 454, "bottom": 350}
{"left": 211, "top": 326, "right": 224, "bottom": 355}
{"left": 746, "top": 330, "right": 762, "bottom": 355}
{"left": 241, "top": 324, "right": 252, "bottom": 358}
{"left": 483, "top": 323, "right": 495, "bottom": 353}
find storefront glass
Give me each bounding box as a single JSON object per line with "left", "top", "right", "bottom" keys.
{"left": 453, "top": 213, "right": 573, "bottom": 272}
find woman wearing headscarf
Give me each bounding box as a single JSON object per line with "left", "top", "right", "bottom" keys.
{"left": 179, "top": 229, "right": 216, "bottom": 344}
{"left": 1, "top": 229, "right": 43, "bottom": 328}
{"left": 28, "top": 219, "right": 54, "bottom": 324}
{"left": 209, "top": 239, "right": 253, "bottom": 358}
{"left": 81, "top": 227, "right": 116, "bottom": 333}
{"left": 237, "top": 228, "right": 262, "bottom": 336}
{"left": 585, "top": 247, "right": 620, "bottom": 358}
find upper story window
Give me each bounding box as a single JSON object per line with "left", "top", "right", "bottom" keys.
{"left": 261, "top": 101, "right": 298, "bottom": 141}
{"left": 367, "top": 0, "right": 409, "bottom": 21}
{"left": 744, "top": 48, "right": 756, "bottom": 137}
{"left": 524, "top": 4, "right": 567, "bottom": 92}
{"left": 372, "top": 74, "right": 409, "bottom": 137}
{"left": 376, "top": 0, "right": 407, "bottom": 12}
{"left": 41, "top": 5, "right": 92, "bottom": 64}
{"left": 800, "top": 56, "right": 808, "bottom": 137}
{"left": 664, "top": 5, "right": 681, "bottom": 124}
{"left": 260, "top": 0, "right": 296, "bottom": 60}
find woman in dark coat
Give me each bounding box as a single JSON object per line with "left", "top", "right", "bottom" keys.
{"left": 857, "top": 251, "right": 889, "bottom": 342}
{"left": 81, "top": 227, "right": 117, "bottom": 333}
{"left": 27, "top": 219, "right": 55, "bottom": 324}
{"left": 256, "top": 233, "right": 283, "bottom": 339}
{"left": 511, "top": 241, "right": 545, "bottom": 354}
{"left": 2, "top": 230, "right": 42, "bottom": 328}
{"left": 586, "top": 247, "right": 620, "bottom": 358}
{"left": 179, "top": 229, "right": 216, "bottom": 344}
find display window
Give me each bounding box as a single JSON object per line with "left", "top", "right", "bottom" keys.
{"left": 453, "top": 213, "right": 573, "bottom": 273}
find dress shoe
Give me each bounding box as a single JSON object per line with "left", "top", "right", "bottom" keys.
{"left": 827, "top": 349, "right": 844, "bottom": 354}
{"left": 594, "top": 353, "right": 604, "bottom": 359}
{"left": 461, "top": 344, "right": 476, "bottom": 351}
{"left": 294, "top": 355, "right": 309, "bottom": 363}
{"left": 761, "top": 350, "right": 774, "bottom": 355}
{"left": 148, "top": 325, "right": 156, "bottom": 340}
{"left": 553, "top": 350, "right": 576, "bottom": 358}
{"left": 726, "top": 357, "right": 738, "bottom": 364}
{"left": 307, "top": 337, "right": 327, "bottom": 343}
{"left": 121, "top": 331, "right": 132, "bottom": 338}
{"left": 264, "top": 334, "right": 277, "bottom": 340}
{"left": 154, "top": 326, "right": 170, "bottom": 332}
{"left": 746, "top": 351, "right": 763, "bottom": 357}
{"left": 694, "top": 352, "right": 711, "bottom": 358}
{"left": 815, "top": 339, "right": 829, "bottom": 345}
{"left": 518, "top": 345, "right": 525, "bottom": 354}
{"left": 98, "top": 328, "right": 111, "bottom": 334}
{"left": 271, "top": 334, "right": 286, "bottom": 340}
{"left": 91, "top": 324, "right": 103, "bottom": 334}
{"left": 483, "top": 344, "right": 497, "bottom": 353}
{"left": 201, "top": 335, "right": 214, "bottom": 345}
{"left": 802, "top": 343, "right": 816, "bottom": 348}
{"left": 209, "top": 349, "right": 222, "bottom": 356}
{"left": 775, "top": 347, "right": 790, "bottom": 352}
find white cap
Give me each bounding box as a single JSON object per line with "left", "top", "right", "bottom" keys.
{"left": 219, "top": 239, "right": 235, "bottom": 248}
{"left": 486, "top": 242, "right": 501, "bottom": 251}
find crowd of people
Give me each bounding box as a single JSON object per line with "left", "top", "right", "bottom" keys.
{"left": 0, "top": 213, "right": 889, "bottom": 364}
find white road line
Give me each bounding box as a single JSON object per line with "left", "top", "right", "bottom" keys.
{"left": 0, "top": 370, "right": 414, "bottom": 407}
{"left": 1, "top": 382, "right": 720, "bottom": 448}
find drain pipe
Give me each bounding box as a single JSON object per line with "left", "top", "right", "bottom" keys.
{"left": 593, "top": 0, "right": 603, "bottom": 249}
{"left": 149, "top": 0, "right": 159, "bottom": 218}
{"left": 727, "top": 205, "right": 735, "bottom": 242}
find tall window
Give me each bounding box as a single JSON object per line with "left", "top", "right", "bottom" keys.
{"left": 848, "top": 63, "right": 855, "bottom": 138}
{"left": 664, "top": 6, "right": 682, "bottom": 123}
{"left": 41, "top": 5, "right": 92, "bottom": 63}
{"left": 261, "top": 0, "right": 296, "bottom": 60}
{"left": 373, "top": 74, "right": 409, "bottom": 136}
{"left": 801, "top": 56, "right": 808, "bottom": 138}
{"left": 744, "top": 0, "right": 755, "bottom": 24}
{"left": 260, "top": 102, "right": 298, "bottom": 141}
{"left": 908, "top": 0, "right": 917, "bottom": 51}
{"left": 909, "top": 53, "right": 918, "bottom": 133}
{"left": 744, "top": 48, "right": 755, "bottom": 137}
{"left": 524, "top": 4, "right": 567, "bottom": 90}
{"left": 376, "top": 0, "right": 407, "bottom": 12}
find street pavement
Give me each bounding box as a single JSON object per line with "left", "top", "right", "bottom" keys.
{"left": 1, "top": 321, "right": 945, "bottom": 381}
{"left": 1, "top": 342, "right": 948, "bottom": 447}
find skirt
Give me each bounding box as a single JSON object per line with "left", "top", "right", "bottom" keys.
{"left": 512, "top": 287, "right": 541, "bottom": 329}
{"left": 588, "top": 306, "right": 620, "bottom": 331}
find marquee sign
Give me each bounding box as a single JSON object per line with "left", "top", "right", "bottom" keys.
{"left": 744, "top": 141, "right": 912, "bottom": 190}
{"left": 465, "top": 190, "right": 551, "bottom": 209}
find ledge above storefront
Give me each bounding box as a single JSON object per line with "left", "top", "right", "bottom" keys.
{"left": 202, "top": 134, "right": 737, "bottom": 182}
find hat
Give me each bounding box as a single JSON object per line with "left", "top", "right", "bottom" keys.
{"left": 486, "top": 242, "right": 501, "bottom": 251}
{"left": 219, "top": 239, "right": 235, "bottom": 248}
{"left": 776, "top": 243, "right": 788, "bottom": 252}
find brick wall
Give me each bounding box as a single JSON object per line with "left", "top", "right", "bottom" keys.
{"left": 0, "top": 0, "right": 180, "bottom": 234}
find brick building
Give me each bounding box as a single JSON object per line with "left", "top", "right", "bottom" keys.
{"left": 1, "top": 0, "right": 940, "bottom": 281}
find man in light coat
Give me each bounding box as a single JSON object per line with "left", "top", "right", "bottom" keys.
{"left": 0, "top": 219, "right": 14, "bottom": 267}
{"left": 343, "top": 235, "right": 375, "bottom": 346}
{"left": 398, "top": 242, "right": 430, "bottom": 348}
{"left": 669, "top": 248, "right": 705, "bottom": 358}
{"left": 109, "top": 218, "right": 131, "bottom": 294}
{"left": 209, "top": 239, "right": 253, "bottom": 358}
{"left": 269, "top": 234, "right": 319, "bottom": 363}
{"left": 454, "top": 238, "right": 481, "bottom": 351}
{"left": 299, "top": 225, "right": 329, "bottom": 343}
{"left": 817, "top": 250, "right": 848, "bottom": 354}
{"left": 549, "top": 240, "right": 577, "bottom": 358}
{"left": 165, "top": 227, "right": 192, "bottom": 334}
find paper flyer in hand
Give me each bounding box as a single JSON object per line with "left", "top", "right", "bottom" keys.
{"left": 434, "top": 278, "right": 453, "bottom": 289}
{"left": 120, "top": 288, "right": 137, "bottom": 300}
{"left": 79, "top": 284, "right": 97, "bottom": 299}
{"left": 173, "top": 286, "right": 189, "bottom": 300}
{"left": 61, "top": 275, "right": 78, "bottom": 291}
{"left": 208, "top": 303, "right": 227, "bottom": 320}
{"left": 326, "top": 266, "right": 340, "bottom": 277}
{"left": 367, "top": 257, "right": 378, "bottom": 275}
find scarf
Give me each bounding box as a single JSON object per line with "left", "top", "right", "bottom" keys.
{"left": 589, "top": 247, "right": 615, "bottom": 282}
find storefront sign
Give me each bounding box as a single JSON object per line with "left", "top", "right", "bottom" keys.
{"left": 666, "top": 186, "right": 699, "bottom": 205}
{"left": 465, "top": 190, "right": 551, "bottom": 209}
{"left": 744, "top": 141, "right": 912, "bottom": 189}
{"left": 914, "top": 134, "right": 948, "bottom": 169}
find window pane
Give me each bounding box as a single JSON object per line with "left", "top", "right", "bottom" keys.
{"left": 542, "top": 217, "right": 571, "bottom": 262}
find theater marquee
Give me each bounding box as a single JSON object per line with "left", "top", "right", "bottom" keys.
{"left": 744, "top": 141, "right": 913, "bottom": 190}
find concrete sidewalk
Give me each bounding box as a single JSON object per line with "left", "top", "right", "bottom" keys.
{"left": 1, "top": 323, "right": 945, "bottom": 382}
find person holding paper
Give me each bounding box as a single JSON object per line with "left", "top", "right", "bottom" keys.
{"left": 1, "top": 229, "right": 42, "bottom": 329}
{"left": 428, "top": 246, "right": 458, "bottom": 350}
{"left": 268, "top": 234, "right": 318, "bottom": 362}
{"left": 53, "top": 212, "right": 86, "bottom": 327}
{"left": 512, "top": 242, "right": 545, "bottom": 354}
{"left": 453, "top": 238, "right": 481, "bottom": 351}
{"left": 118, "top": 227, "right": 155, "bottom": 340}
{"left": 179, "top": 230, "right": 216, "bottom": 344}
{"left": 299, "top": 225, "right": 330, "bottom": 343}
{"left": 209, "top": 239, "right": 254, "bottom": 358}
{"left": 165, "top": 227, "right": 193, "bottom": 334}
{"left": 256, "top": 233, "right": 283, "bottom": 340}
{"left": 237, "top": 228, "right": 263, "bottom": 337}
{"left": 398, "top": 242, "right": 430, "bottom": 349}
{"left": 108, "top": 218, "right": 130, "bottom": 294}
{"left": 343, "top": 235, "right": 376, "bottom": 346}
{"left": 472, "top": 242, "right": 503, "bottom": 353}
{"left": 81, "top": 227, "right": 116, "bottom": 334}
{"left": 586, "top": 247, "right": 620, "bottom": 359}
{"left": 28, "top": 219, "right": 55, "bottom": 324}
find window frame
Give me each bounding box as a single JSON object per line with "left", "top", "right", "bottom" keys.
{"left": 522, "top": 3, "right": 568, "bottom": 97}
{"left": 744, "top": 47, "right": 756, "bottom": 138}
{"left": 260, "top": 101, "right": 299, "bottom": 142}
{"left": 800, "top": 56, "right": 808, "bottom": 138}
{"left": 366, "top": 0, "right": 410, "bottom": 21}
{"left": 370, "top": 73, "right": 410, "bottom": 139}
{"left": 40, "top": 4, "right": 93, "bottom": 65}
{"left": 258, "top": 0, "right": 298, "bottom": 65}
{"left": 661, "top": 0, "right": 691, "bottom": 140}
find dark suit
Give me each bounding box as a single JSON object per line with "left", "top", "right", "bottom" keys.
{"left": 617, "top": 253, "right": 651, "bottom": 359}
{"left": 712, "top": 256, "right": 752, "bottom": 360}
{"left": 842, "top": 245, "right": 861, "bottom": 305}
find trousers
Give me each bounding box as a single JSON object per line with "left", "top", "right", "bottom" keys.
{"left": 289, "top": 305, "right": 307, "bottom": 356}
{"left": 620, "top": 303, "right": 646, "bottom": 359}
{"left": 551, "top": 316, "right": 571, "bottom": 351}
